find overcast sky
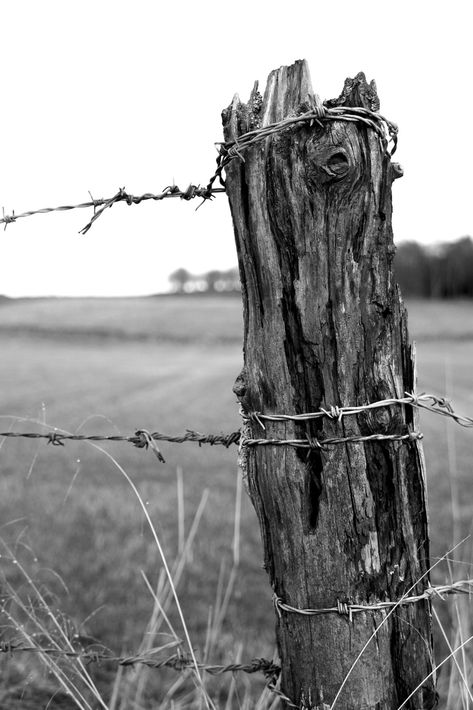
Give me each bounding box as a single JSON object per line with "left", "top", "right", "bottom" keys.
{"left": 0, "top": 1, "right": 471, "bottom": 297}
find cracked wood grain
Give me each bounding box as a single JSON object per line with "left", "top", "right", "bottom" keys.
{"left": 224, "top": 60, "right": 436, "bottom": 709}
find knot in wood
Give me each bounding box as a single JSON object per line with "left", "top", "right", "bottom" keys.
{"left": 305, "top": 143, "right": 353, "bottom": 189}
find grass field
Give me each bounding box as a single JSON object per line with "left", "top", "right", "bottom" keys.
{"left": 0, "top": 295, "right": 472, "bottom": 708}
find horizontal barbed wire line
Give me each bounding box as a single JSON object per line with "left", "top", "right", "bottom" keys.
{"left": 1, "top": 390, "right": 472, "bottom": 458}
{"left": 0, "top": 643, "right": 295, "bottom": 708}
{"left": 0, "top": 644, "right": 280, "bottom": 679}
{"left": 245, "top": 392, "right": 473, "bottom": 429}
{"left": 0, "top": 428, "right": 241, "bottom": 464}
{"left": 274, "top": 578, "right": 473, "bottom": 623}
{"left": 0, "top": 428, "right": 426, "bottom": 460}
{"left": 242, "top": 432, "right": 423, "bottom": 450}
{"left": 0, "top": 644, "right": 291, "bottom": 706}
{"left": 208, "top": 100, "right": 398, "bottom": 193}
{"left": 1, "top": 184, "right": 225, "bottom": 235}
{"left": 1, "top": 101, "right": 396, "bottom": 235}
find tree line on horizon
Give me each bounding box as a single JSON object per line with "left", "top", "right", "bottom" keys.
{"left": 394, "top": 236, "right": 473, "bottom": 298}
{"left": 169, "top": 267, "right": 241, "bottom": 294}
{"left": 169, "top": 236, "right": 473, "bottom": 299}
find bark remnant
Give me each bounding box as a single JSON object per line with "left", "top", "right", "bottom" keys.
{"left": 224, "top": 60, "right": 436, "bottom": 708}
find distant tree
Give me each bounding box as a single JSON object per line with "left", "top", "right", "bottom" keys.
{"left": 221, "top": 267, "right": 241, "bottom": 292}
{"left": 394, "top": 241, "right": 431, "bottom": 297}
{"left": 167, "top": 266, "right": 239, "bottom": 294}
{"left": 201, "top": 267, "right": 241, "bottom": 293}
{"left": 427, "top": 247, "right": 445, "bottom": 299}
{"left": 169, "top": 268, "right": 191, "bottom": 293}
{"left": 204, "top": 269, "right": 222, "bottom": 292}
{"left": 442, "top": 237, "right": 473, "bottom": 298}
{"left": 395, "top": 236, "right": 473, "bottom": 299}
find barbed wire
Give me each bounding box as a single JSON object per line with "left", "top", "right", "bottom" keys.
{"left": 0, "top": 427, "right": 423, "bottom": 463}
{"left": 0, "top": 643, "right": 294, "bottom": 706}
{"left": 207, "top": 100, "right": 398, "bottom": 193}
{"left": 265, "top": 679, "right": 298, "bottom": 708}
{"left": 0, "top": 428, "right": 241, "bottom": 463}
{"left": 274, "top": 578, "right": 473, "bottom": 623}
{"left": 4, "top": 580, "right": 465, "bottom": 704}
{"left": 244, "top": 392, "right": 473, "bottom": 429}
{"left": 1, "top": 100, "right": 397, "bottom": 236}
{"left": 0, "top": 643, "right": 280, "bottom": 679}
{"left": 0, "top": 184, "right": 225, "bottom": 235}
{"left": 242, "top": 431, "right": 423, "bottom": 450}
{"left": 0, "top": 389, "right": 472, "bottom": 461}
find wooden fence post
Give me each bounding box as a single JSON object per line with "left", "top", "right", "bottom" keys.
{"left": 223, "top": 60, "right": 436, "bottom": 709}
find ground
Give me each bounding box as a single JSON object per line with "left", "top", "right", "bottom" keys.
{"left": 0, "top": 295, "right": 471, "bottom": 707}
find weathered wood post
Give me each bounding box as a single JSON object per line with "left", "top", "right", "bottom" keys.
{"left": 223, "top": 61, "right": 436, "bottom": 708}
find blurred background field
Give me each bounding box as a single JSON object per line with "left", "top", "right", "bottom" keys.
{"left": 0, "top": 294, "right": 472, "bottom": 707}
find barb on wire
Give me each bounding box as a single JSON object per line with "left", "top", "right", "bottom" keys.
{"left": 0, "top": 184, "right": 225, "bottom": 235}
{"left": 0, "top": 642, "right": 280, "bottom": 679}
{"left": 3, "top": 389, "right": 471, "bottom": 460}
{"left": 133, "top": 428, "right": 166, "bottom": 463}
{"left": 242, "top": 432, "right": 423, "bottom": 450}
{"left": 0, "top": 427, "right": 424, "bottom": 459}
{"left": 273, "top": 578, "right": 473, "bottom": 620}
{"left": 2, "top": 207, "right": 16, "bottom": 230}
{"left": 0, "top": 427, "right": 241, "bottom": 459}
{"left": 0, "top": 99, "right": 398, "bottom": 235}
{"left": 245, "top": 392, "right": 473, "bottom": 430}
{"left": 206, "top": 102, "right": 398, "bottom": 194}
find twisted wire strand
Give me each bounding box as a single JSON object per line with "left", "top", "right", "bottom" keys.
{"left": 265, "top": 679, "right": 299, "bottom": 708}
{"left": 207, "top": 103, "right": 398, "bottom": 192}
{"left": 1, "top": 103, "right": 396, "bottom": 234}
{"left": 0, "top": 643, "right": 280, "bottom": 679}
{"left": 0, "top": 643, "right": 291, "bottom": 706}
{"left": 0, "top": 184, "right": 225, "bottom": 234}
{"left": 274, "top": 578, "right": 473, "bottom": 620}
{"left": 242, "top": 432, "right": 423, "bottom": 450}
{"left": 246, "top": 392, "right": 473, "bottom": 429}
{"left": 0, "top": 428, "right": 241, "bottom": 464}
{"left": 1, "top": 391, "right": 470, "bottom": 458}
{"left": 0, "top": 428, "right": 423, "bottom": 458}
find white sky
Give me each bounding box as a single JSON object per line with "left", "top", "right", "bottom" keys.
{"left": 0, "top": 0, "right": 471, "bottom": 297}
